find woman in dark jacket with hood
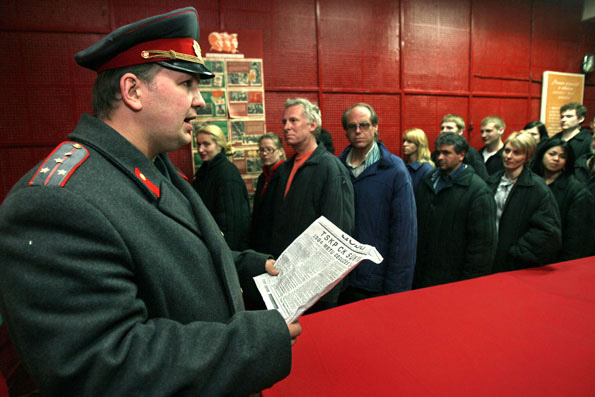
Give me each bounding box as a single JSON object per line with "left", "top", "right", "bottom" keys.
{"left": 532, "top": 138, "right": 595, "bottom": 261}
{"left": 487, "top": 131, "right": 562, "bottom": 272}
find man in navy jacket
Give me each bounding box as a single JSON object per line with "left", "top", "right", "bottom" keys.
{"left": 338, "top": 103, "right": 417, "bottom": 303}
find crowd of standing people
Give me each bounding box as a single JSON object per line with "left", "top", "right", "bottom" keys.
{"left": 197, "top": 98, "right": 594, "bottom": 302}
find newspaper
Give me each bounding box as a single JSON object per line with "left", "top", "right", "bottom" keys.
{"left": 253, "top": 216, "right": 383, "bottom": 324}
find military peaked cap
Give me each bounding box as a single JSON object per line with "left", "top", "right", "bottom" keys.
{"left": 75, "top": 7, "right": 214, "bottom": 79}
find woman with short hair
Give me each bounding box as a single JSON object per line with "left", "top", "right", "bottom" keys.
{"left": 532, "top": 138, "right": 595, "bottom": 261}
{"left": 487, "top": 131, "right": 561, "bottom": 272}
{"left": 192, "top": 124, "right": 251, "bottom": 251}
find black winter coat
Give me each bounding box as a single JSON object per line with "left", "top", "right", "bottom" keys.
{"left": 269, "top": 145, "right": 355, "bottom": 304}
{"left": 548, "top": 173, "right": 595, "bottom": 260}
{"left": 192, "top": 152, "right": 251, "bottom": 251}
{"left": 413, "top": 166, "right": 497, "bottom": 288}
{"left": 487, "top": 167, "right": 562, "bottom": 272}
{"left": 479, "top": 146, "right": 504, "bottom": 175}
{"left": 250, "top": 161, "right": 283, "bottom": 254}
{"left": 574, "top": 153, "right": 595, "bottom": 199}
{"left": 551, "top": 129, "right": 593, "bottom": 159}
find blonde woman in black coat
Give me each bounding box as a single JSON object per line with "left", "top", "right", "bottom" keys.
{"left": 487, "top": 132, "right": 561, "bottom": 272}
{"left": 192, "top": 124, "right": 251, "bottom": 250}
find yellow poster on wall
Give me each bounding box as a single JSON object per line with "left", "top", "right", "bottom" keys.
{"left": 540, "top": 71, "right": 585, "bottom": 135}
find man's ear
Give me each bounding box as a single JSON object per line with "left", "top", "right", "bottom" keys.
{"left": 120, "top": 73, "right": 143, "bottom": 111}
{"left": 309, "top": 120, "right": 318, "bottom": 133}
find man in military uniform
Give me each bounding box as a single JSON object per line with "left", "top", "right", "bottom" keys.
{"left": 0, "top": 7, "right": 300, "bottom": 396}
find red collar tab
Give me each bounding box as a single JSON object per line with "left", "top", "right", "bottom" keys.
{"left": 134, "top": 168, "right": 160, "bottom": 198}
{"left": 97, "top": 38, "right": 204, "bottom": 72}
{"left": 176, "top": 169, "right": 189, "bottom": 180}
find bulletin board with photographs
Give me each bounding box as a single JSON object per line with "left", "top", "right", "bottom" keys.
{"left": 199, "top": 59, "right": 226, "bottom": 88}
{"left": 226, "top": 59, "right": 263, "bottom": 87}
{"left": 228, "top": 89, "right": 265, "bottom": 118}
{"left": 190, "top": 58, "right": 266, "bottom": 198}
{"left": 196, "top": 90, "right": 228, "bottom": 119}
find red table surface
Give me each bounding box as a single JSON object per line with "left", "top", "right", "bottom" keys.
{"left": 264, "top": 257, "right": 595, "bottom": 396}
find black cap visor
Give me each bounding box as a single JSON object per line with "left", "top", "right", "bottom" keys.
{"left": 158, "top": 60, "right": 215, "bottom": 79}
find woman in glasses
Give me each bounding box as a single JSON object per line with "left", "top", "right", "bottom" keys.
{"left": 192, "top": 124, "right": 251, "bottom": 251}
{"left": 250, "top": 133, "right": 286, "bottom": 254}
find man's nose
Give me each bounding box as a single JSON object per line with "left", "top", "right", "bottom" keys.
{"left": 192, "top": 89, "right": 206, "bottom": 108}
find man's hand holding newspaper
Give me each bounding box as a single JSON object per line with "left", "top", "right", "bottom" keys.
{"left": 254, "top": 216, "right": 383, "bottom": 323}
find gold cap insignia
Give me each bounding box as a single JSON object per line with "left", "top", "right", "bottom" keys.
{"left": 193, "top": 40, "right": 203, "bottom": 60}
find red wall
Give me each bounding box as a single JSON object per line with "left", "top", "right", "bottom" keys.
{"left": 1, "top": 0, "right": 594, "bottom": 202}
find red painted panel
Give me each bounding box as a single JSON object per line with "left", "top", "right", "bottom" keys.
{"left": 404, "top": 0, "right": 470, "bottom": 27}
{"left": 195, "top": 8, "right": 222, "bottom": 33}
{"left": 533, "top": 0, "right": 584, "bottom": 41}
{"left": 0, "top": 85, "right": 30, "bottom": 145}
{"left": 530, "top": 99, "right": 541, "bottom": 123}
{"left": 472, "top": 0, "right": 531, "bottom": 81}
{"left": 0, "top": 147, "right": 53, "bottom": 204}
{"left": 363, "top": 55, "right": 401, "bottom": 92}
{"left": 403, "top": 0, "right": 470, "bottom": 91}
{"left": 268, "top": 49, "right": 318, "bottom": 89}
{"left": 0, "top": 0, "right": 109, "bottom": 32}
{"left": 74, "top": 86, "right": 95, "bottom": 119}
{"left": 0, "top": 33, "right": 24, "bottom": 83}
{"left": 531, "top": 82, "right": 542, "bottom": 97}
{"left": 531, "top": 0, "right": 589, "bottom": 77}
{"left": 472, "top": 78, "right": 529, "bottom": 95}
{"left": 222, "top": 0, "right": 271, "bottom": 12}
{"left": 267, "top": 6, "right": 317, "bottom": 88}
{"left": 30, "top": 87, "right": 76, "bottom": 144}
{"left": 585, "top": 85, "right": 595, "bottom": 102}
{"left": 320, "top": 54, "right": 363, "bottom": 89}
{"left": 21, "top": 32, "right": 73, "bottom": 84}
{"left": 112, "top": 2, "right": 207, "bottom": 27}
{"left": 319, "top": 0, "right": 400, "bottom": 91}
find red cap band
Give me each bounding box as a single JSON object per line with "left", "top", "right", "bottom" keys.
{"left": 97, "top": 37, "right": 198, "bottom": 72}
